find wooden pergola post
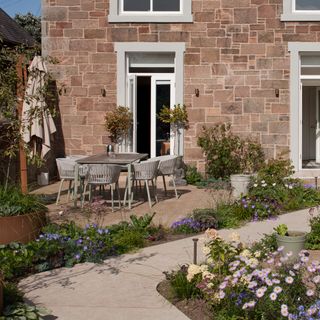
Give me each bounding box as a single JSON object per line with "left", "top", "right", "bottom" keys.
{"left": 16, "top": 55, "right": 28, "bottom": 194}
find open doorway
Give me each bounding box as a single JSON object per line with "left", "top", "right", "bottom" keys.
{"left": 302, "top": 85, "right": 320, "bottom": 168}
{"left": 136, "top": 76, "right": 151, "bottom": 155}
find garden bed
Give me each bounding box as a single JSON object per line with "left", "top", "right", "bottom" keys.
{"left": 157, "top": 280, "right": 211, "bottom": 320}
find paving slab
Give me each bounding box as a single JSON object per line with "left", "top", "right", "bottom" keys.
{"left": 20, "top": 208, "right": 313, "bottom": 320}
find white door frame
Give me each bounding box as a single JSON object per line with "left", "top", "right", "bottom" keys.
{"left": 127, "top": 73, "right": 175, "bottom": 157}
{"left": 289, "top": 42, "right": 320, "bottom": 172}
{"left": 316, "top": 87, "right": 320, "bottom": 163}
{"left": 115, "top": 42, "right": 185, "bottom": 155}
{"left": 151, "top": 74, "right": 175, "bottom": 157}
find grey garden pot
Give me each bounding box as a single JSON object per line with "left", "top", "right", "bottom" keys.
{"left": 276, "top": 231, "right": 306, "bottom": 260}
{"left": 230, "top": 174, "right": 252, "bottom": 198}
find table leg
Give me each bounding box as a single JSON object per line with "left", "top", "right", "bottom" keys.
{"left": 74, "top": 163, "right": 79, "bottom": 208}
{"left": 128, "top": 163, "right": 132, "bottom": 210}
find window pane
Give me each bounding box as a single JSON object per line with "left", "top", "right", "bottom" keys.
{"left": 123, "top": 0, "right": 150, "bottom": 11}
{"left": 296, "top": 0, "right": 320, "bottom": 10}
{"left": 153, "top": 0, "right": 180, "bottom": 11}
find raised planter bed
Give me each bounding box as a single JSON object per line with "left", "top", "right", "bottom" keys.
{"left": 0, "top": 212, "right": 47, "bottom": 245}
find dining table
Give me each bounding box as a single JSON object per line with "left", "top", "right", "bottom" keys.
{"left": 73, "top": 152, "right": 149, "bottom": 209}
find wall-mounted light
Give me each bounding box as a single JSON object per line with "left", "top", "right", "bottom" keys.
{"left": 195, "top": 88, "right": 200, "bottom": 97}
{"left": 101, "top": 88, "right": 106, "bottom": 97}
{"left": 275, "top": 89, "right": 279, "bottom": 98}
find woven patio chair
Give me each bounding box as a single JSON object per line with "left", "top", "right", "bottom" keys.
{"left": 149, "top": 155, "right": 179, "bottom": 199}
{"left": 125, "top": 160, "right": 160, "bottom": 209}
{"left": 56, "top": 158, "right": 77, "bottom": 205}
{"left": 82, "top": 164, "right": 122, "bottom": 211}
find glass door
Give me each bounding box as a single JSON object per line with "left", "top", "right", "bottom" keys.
{"left": 151, "top": 75, "right": 175, "bottom": 157}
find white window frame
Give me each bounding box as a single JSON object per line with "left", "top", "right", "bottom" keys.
{"left": 289, "top": 42, "right": 320, "bottom": 173}
{"left": 108, "top": 0, "right": 192, "bottom": 23}
{"left": 281, "top": 0, "right": 320, "bottom": 21}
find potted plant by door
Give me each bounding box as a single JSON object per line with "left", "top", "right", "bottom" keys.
{"left": 0, "top": 186, "right": 47, "bottom": 245}
{"left": 104, "top": 106, "right": 133, "bottom": 153}
{"left": 158, "top": 104, "right": 189, "bottom": 155}
{"left": 230, "top": 138, "right": 264, "bottom": 198}
{"left": 274, "top": 224, "right": 306, "bottom": 259}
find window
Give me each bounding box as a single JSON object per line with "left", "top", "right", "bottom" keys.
{"left": 108, "top": 0, "right": 192, "bottom": 23}
{"left": 295, "top": 0, "right": 320, "bottom": 11}
{"left": 282, "top": 0, "right": 320, "bottom": 21}
{"left": 123, "top": 0, "right": 180, "bottom": 12}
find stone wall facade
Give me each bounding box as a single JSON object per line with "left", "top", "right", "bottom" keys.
{"left": 42, "top": 0, "right": 320, "bottom": 171}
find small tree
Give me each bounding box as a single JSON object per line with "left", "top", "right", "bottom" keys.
{"left": 158, "top": 104, "right": 189, "bottom": 155}
{"left": 14, "top": 13, "right": 41, "bottom": 44}
{"left": 104, "top": 106, "right": 133, "bottom": 144}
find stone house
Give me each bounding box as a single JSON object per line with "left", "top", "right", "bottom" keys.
{"left": 43, "top": 0, "right": 320, "bottom": 177}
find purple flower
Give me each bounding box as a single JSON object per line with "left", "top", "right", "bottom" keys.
{"left": 75, "top": 254, "right": 81, "bottom": 260}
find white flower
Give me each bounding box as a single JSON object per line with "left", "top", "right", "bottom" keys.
{"left": 202, "top": 246, "right": 211, "bottom": 255}
{"left": 272, "top": 183, "right": 276, "bottom": 186}
{"left": 256, "top": 288, "right": 266, "bottom": 298}
{"left": 274, "top": 286, "right": 283, "bottom": 294}
{"left": 281, "top": 304, "right": 289, "bottom": 317}
{"left": 248, "top": 281, "right": 258, "bottom": 289}
{"left": 240, "top": 249, "right": 251, "bottom": 258}
{"left": 254, "top": 251, "right": 261, "bottom": 258}
{"left": 219, "top": 290, "right": 225, "bottom": 299}
{"left": 187, "top": 264, "right": 201, "bottom": 282}
{"left": 306, "top": 289, "right": 314, "bottom": 297}
{"left": 247, "top": 300, "right": 256, "bottom": 308}
{"left": 285, "top": 276, "right": 294, "bottom": 284}
{"left": 205, "top": 228, "right": 219, "bottom": 240}
{"left": 313, "top": 275, "right": 320, "bottom": 284}
{"left": 270, "top": 292, "right": 277, "bottom": 301}
{"left": 253, "top": 183, "right": 258, "bottom": 187}
{"left": 261, "top": 180, "right": 265, "bottom": 184}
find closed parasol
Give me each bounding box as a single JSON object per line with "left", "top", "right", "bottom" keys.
{"left": 22, "top": 55, "right": 56, "bottom": 158}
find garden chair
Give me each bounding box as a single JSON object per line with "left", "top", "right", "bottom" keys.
{"left": 56, "top": 158, "right": 77, "bottom": 205}
{"left": 149, "top": 155, "right": 179, "bottom": 199}
{"left": 125, "top": 160, "right": 160, "bottom": 209}
{"left": 82, "top": 164, "right": 122, "bottom": 212}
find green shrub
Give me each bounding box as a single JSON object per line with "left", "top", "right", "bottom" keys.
{"left": 197, "top": 123, "right": 264, "bottom": 179}
{"left": 0, "top": 185, "right": 46, "bottom": 217}
{"left": 112, "top": 229, "right": 145, "bottom": 254}
{"left": 0, "top": 303, "right": 48, "bottom": 320}
{"left": 192, "top": 208, "right": 218, "bottom": 230}
{"left": 185, "top": 165, "right": 203, "bottom": 185}
{"left": 306, "top": 214, "right": 320, "bottom": 250}
{"left": 165, "top": 266, "right": 202, "bottom": 300}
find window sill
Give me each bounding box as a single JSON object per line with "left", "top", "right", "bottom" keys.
{"left": 281, "top": 13, "right": 320, "bottom": 21}
{"left": 108, "top": 14, "right": 193, "bottom": 23}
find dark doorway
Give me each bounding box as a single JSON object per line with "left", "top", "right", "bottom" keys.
{"left": 137, "top": 76, "right": 151, "bottom": 155}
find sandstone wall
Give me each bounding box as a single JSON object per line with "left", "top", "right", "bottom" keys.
{"left": 42, "top": 0, "right": 320, "bottom": 171}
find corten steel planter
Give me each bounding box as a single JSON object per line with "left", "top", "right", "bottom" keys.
{"left": 276, "top": 231, "right": 306, "bottom": 260}
{"left": 0, "top": 211, "right": 47, "bottom": 245}
{"left": 0, "top": 274, "right": 3, "bottom": 315}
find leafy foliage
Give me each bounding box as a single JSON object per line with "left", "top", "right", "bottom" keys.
{"left": 14, "top": 13, "right": 41, "bottom": 44}
{"left": 0, "top": 214, "right": 157, "bottom": 281}
{"left": 0, "top": 303, "right": 48, "bottom": 320}
{"left": 104, "top": 106, "right": 133, "bottom": 143}
{"left": 0, "top": 185, "right": 47, "bottom": 216}
{"left": 306, "top": 214, "right": 320, "bottom": 250}
{"left": 197, "top": 123, "right": 264, "bottom": 179}
{"left": 185, "top": 165, "right": 203, "bottom": 185}
{"left": 158, "top": 104, "right": 189, "bottom": 130}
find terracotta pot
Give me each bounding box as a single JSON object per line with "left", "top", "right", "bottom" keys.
{"left": 0, "top": 211, "right": 47, "bottom": 245}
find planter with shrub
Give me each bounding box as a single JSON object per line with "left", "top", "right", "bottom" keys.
{"left": 197, "top": 123, "right": 264, "bottom": 198}
{"left": 0, "top": 187, "right": 47, "bottom": 245}
{"left": 274, "top": 224, "right": 306, "bottom": 259}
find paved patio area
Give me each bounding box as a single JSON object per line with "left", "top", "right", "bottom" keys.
{"left": 20, "top": 208, "right": 313, "bottom": 320}
{"left": 32, "top": 176, "right": 230, "bottom": 227}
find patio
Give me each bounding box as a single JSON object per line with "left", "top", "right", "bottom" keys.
{"left": 32, "top": 175, "right": 230, "bottom": 228}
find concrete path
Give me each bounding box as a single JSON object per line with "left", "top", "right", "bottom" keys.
{"left": 20, "top": 208, "right": 314, "bottom": 320}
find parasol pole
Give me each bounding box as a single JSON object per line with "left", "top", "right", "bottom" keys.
{"left": 16, "top": 55, "right": 28, "bottom": 193}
